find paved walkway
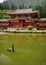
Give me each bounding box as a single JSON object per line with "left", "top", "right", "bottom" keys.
{"left": 0, "top": 32, "right": 8, "bottom": 35}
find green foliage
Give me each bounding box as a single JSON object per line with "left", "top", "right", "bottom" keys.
{"left": 3, "top": 2, "right": 10, "bottom": 10}
{"left": 28, "top": 4, "right": 31, "bottom": 8}
{"left": 19, "top": 3, "right": 27, "bottom": 9}
{"left": 0, "top": 3, "right": 3, "bottom": 10}
{"left": 27, "top": 26, "right": 33, "bottom": 30}
{"left": 35, "top": 5, "right": 46, "bottom": 18}
{"left": 0, "top": 10, "right": 15, "bottom": 19}
{"left": 0, "top": 12, "right": 6, "bottom": 19}
{"left": 2, "top": 15, "right": 11, "bottom": 19}
{"left": 11, "top": 3, "right": 17, "bottom": 10}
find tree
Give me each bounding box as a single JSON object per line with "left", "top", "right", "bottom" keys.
{"left": 14, "top": 5, "right": 17, "bottom": 10}
{"left": 35, "top": 3, "right": 46, "bottom": 18}
{"left": 3, "top": 2, "right": 10, "bottom": 10}
{"left": 22, "top": 3, "right": 25, "bottom": 9}
{"left": 19, "top": 5, "right": 22, "bottom": 9}
{"left": 28, "top": 4, "right": 31, "bottom": 8}
{"left": 36, "top": 5, "right": 43, "bottom": 18}
{"left": 2, "top": 15, "right": 11, "bottom": 19}
{"left": 11, "top": 3, "right": 17, "bottom": 10}
{"left": 19, "top": 3, "right": 27, "bottom": 9}
{"left": 0, "top": 3, "right": 3, "bottom": 10}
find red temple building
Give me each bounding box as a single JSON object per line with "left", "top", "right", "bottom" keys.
{"left": 7, "top": 9, "right": 38, "bottom": 29}
{"left": 37, "top": 18, "right": 46, "bottom": 30}
{"left": 0, "top": 9, "right": 46, "bottom": 30}
{"left": 0, "top": 19, "right": 9, "bottom": 29}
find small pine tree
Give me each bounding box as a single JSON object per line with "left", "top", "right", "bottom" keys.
{"left": 0, "top": 3, "right": 3, "bottom": 10}
{"left": 28, "top": 4, "right": 31, "bottom": 8}
{"left": 11, "top": 3, "right": 14, "bottom": 10}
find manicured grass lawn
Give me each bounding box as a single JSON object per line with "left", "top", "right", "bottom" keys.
{"left": 0, "top": 33, "right": 46, "bottom": 65}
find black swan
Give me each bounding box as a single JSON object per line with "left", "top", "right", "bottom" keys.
{"left": 7, "top": 45, "right": 14, "bottom": 52}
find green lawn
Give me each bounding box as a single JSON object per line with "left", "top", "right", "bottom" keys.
{"left": 0, "top": 33, "right": 46, "bottom": 65}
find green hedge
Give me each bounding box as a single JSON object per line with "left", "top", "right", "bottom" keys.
{"left": 27, "top": 26, "right": 33, "bottom": 30}
{"left": 4, "top": 30, "right": 46, "bottom": 34}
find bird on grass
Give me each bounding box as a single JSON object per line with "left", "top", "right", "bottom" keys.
{"left": 7, "top": 44, "right": 14, "bottom": 52}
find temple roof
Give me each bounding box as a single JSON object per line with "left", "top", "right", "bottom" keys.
{"left": 33, "top": 18, "right": 46, "bottom": 21}
{"left": 0, "top": 19, "right": 9, "bottom": 22}
{"left": 0, "top": 19, "right": 12, "bottom": 22}
{"left": 15, "top": 9, "right": 32, "bottom": 14}
{"left": 40, "top": 18, "right": 46, "bottom": 21}
{"left": 7, "top": 9, "right": 38, "bottom": 14}
{"left": 0, "top": 18, "right": 46, "bottom": 22}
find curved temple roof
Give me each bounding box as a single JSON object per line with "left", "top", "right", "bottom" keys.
{"left": 7, "top": 8, "right": 39, "bottom": 14}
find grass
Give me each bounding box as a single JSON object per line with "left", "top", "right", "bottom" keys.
{"left": 4, "top": 30, "right": 46, "bottom": 33}
{"left": 0, "top": 33, "right": 46, "bottom": 65}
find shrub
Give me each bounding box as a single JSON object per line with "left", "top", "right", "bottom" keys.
{"left": 2, "top": 15, "right": 11, "bottom": 19}
{"left": 27, "top": 26, "right": 33, "bottom": 30}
